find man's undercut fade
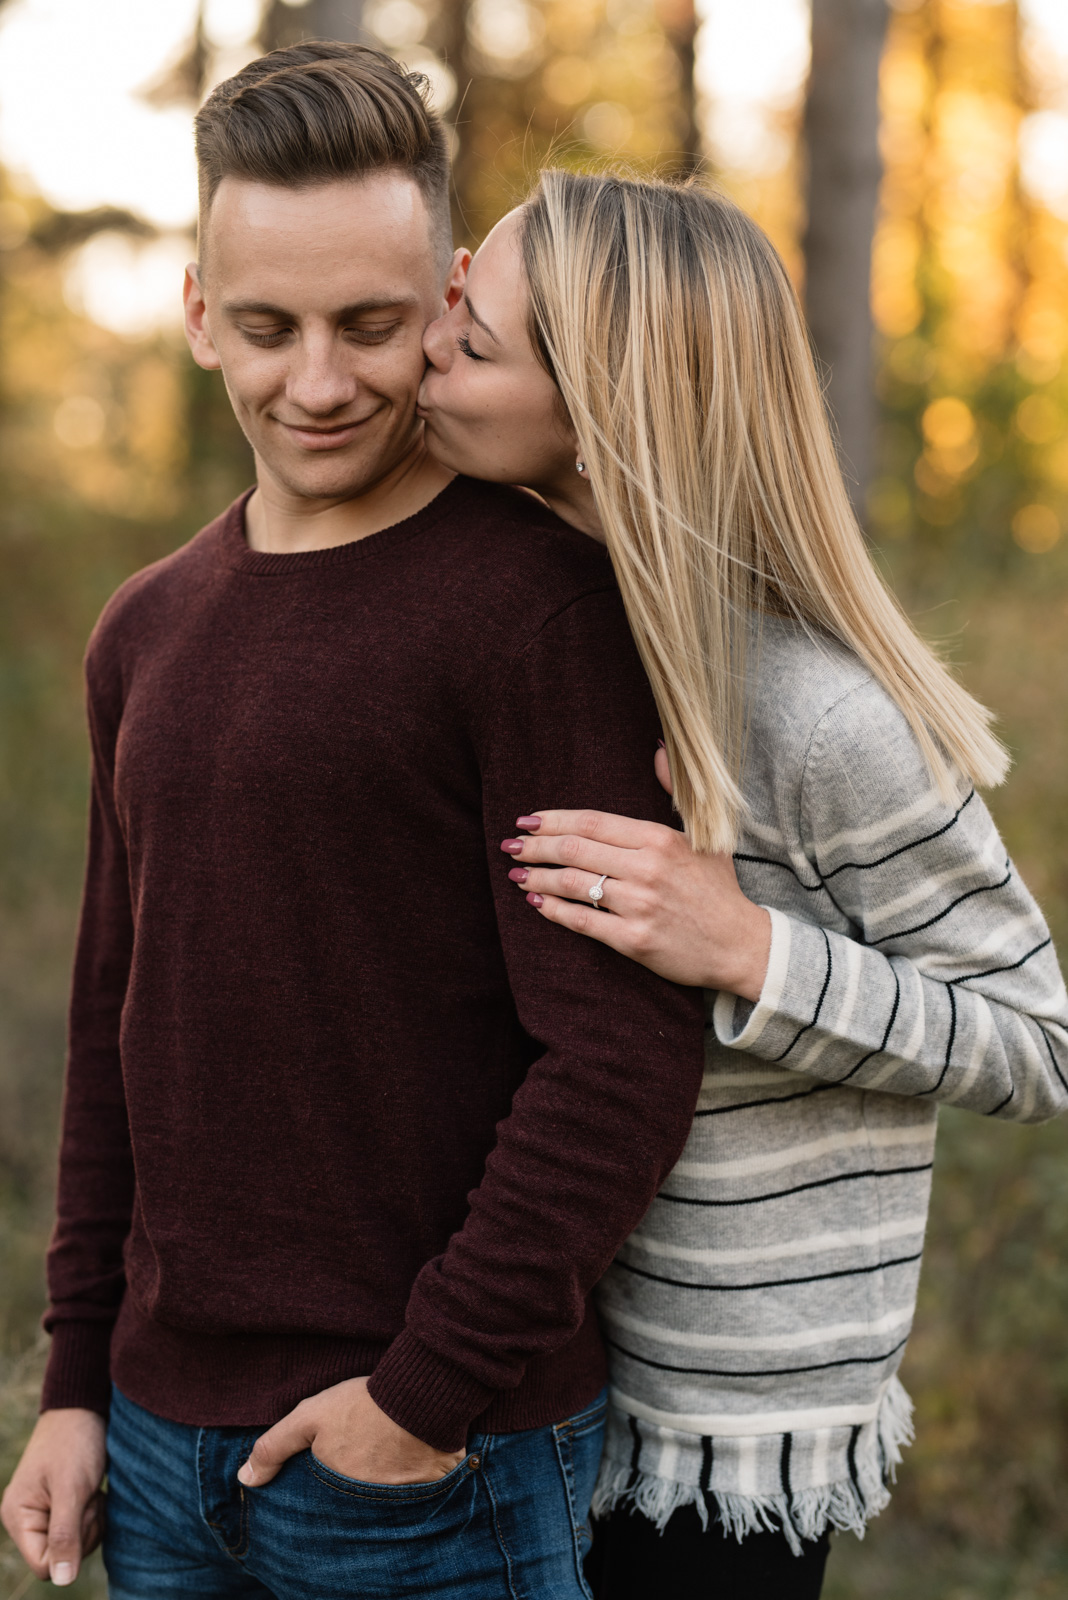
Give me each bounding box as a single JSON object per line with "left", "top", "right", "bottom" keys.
{"left": 195, "top": 41, "right": 452, "bottom": 272}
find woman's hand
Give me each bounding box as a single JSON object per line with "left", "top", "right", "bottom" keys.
{"left": 501, "top": 753, "right": 771, "bottom": 999}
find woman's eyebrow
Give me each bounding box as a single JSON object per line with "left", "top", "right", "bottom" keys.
{"left": 463, "top": 293, "right": 500, "bottom": 345}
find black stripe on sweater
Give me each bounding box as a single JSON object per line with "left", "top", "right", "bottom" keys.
{"left": 822, "top": 789, "right": 977, "bottom": 880}
{"left": 732, "top": 789, "right": 978, "bottom": 899}
{"left": 920, "top": 983, "right": 957, "bottom": 1097}
{"left": 847, "top": 1425, "right": 866, "bottom": 1510}
{"left": 604, "top": 1335, "right": 910, "bottom": 1380}
{"left": 947, "top": 936, "right": 1051, "bottom": 985}
{"left": 836, "top": 965, "right": 901, "bottom": 1084}
{"left": 733, "top": 852, "right": 823, "bottom": 892}
{"left": 771, "top": 928, "right": 833, "bottom": 1062}
{"left": 657, "top": 1161, "right": 935, "bottom": 1208}
{"left": 779, "top": 1432, "right": 802, "bottom": 1547}
{"left": 701, "top": 1435, "right": 715, "bottom": 1493}
{"left": 1037, "top": 1020, "right": 1068, "bottom": 1093}
{"left": 869, "top": 865, "right": 1012, "bottom": 946}
{"left": 987, "top": 1083, "right": 1015, "bottom": 1116}
{"left": 626, "top": 1415, "right": 642, "bottom": 1489}
{"left": 612, "top": 1250, "right": 924, "bottom": 1293}
{"left": 694, "top": 1083, "right": 837, "bottom": 1118}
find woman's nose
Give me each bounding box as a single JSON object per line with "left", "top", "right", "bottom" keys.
{"left": 422, "top": 312, "right": 454, "bottom": 373}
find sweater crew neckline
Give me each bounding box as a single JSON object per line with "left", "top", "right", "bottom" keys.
{"left": 219, "top": 477, "right": 465, "bottom": 575}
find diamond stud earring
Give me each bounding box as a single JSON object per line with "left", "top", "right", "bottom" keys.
{"left": 576, "top": 460, "right": 586, "bottom": 475}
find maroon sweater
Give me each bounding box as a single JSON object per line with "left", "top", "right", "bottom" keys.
{"left": 42, "top": 478, "right": 705, "bottom": 1451}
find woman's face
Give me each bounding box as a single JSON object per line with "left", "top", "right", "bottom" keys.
{"left": 418, "top": 210, "right": 580, "bottom": 496}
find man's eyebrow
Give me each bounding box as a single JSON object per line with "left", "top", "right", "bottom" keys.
{"left": 463, "top": 293, "right": 500, "bottom": 345}
{"left": 220, "top": 296, "right": 420, "bottom": 318}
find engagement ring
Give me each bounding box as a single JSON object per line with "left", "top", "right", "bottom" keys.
{"left": 589, "top": 875, "right": 607, "bottom": 901}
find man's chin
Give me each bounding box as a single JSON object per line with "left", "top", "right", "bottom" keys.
{"left": 262, "top": 445, "right": 398, "bottom": 504}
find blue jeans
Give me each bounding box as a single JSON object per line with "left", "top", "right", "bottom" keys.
{"left": 103, "top": 1384, "right": 606, "bottom": 1599}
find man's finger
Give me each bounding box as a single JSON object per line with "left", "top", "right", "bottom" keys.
{"left": 45, "top": 1487, "right": 86, "bottom": 1587}
{"left": 22, "top": 1533, "right": 50, "bottom": 1578}
{"left": 516, "top": 809, "right": 654, "bottom": 849}
{"left": 81, "top": 1488, "right": 107, "bottom": 1558}
{"left": 4, "top": 1502, "right": 50, "bottom": 1579}
{"left": 238, "top": 1410, "right": 316, "bottom": 1487}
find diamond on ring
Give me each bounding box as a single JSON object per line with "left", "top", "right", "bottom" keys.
{"left": 589, "top": 874, "right": 607, "bottom": 902}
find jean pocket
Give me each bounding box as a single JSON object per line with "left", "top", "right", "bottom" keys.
{"left": 304, "top": 1449, "right": 475, "bottom": 1504}
{"left": 558, "top": 1392, "right": 608, "bottom": 1443}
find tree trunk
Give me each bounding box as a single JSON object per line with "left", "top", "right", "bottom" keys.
{"left": 260, "top": 0, "right": 370, "bottom": 51}
{"left": 802, "top": 0, "right": 889, "bottom": 521}
{"left": 656, "top": 0, "right": 701, "bottom": 175}
{"left": 431, "top": 0, "right": 475, "bottom": 249}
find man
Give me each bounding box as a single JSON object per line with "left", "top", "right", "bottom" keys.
{"left": 1, "top": 43, "right": 704, "bottom": 1599}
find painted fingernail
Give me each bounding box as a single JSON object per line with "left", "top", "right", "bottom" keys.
{"left": 527, "top": 893, "right": 544, "bottom": 908}
{"left": 516, "top": 815, "right": 542, "bottom": 831}
{"left": 657, "top": 738, "right": 666, "bottom": 749}
{"left": 52, "top": 1564, "right": 75, "bottom": 1586}
{"left": 501, "top": 839, "right": 524, "bottom": 855}
{"left": 508, "top": 867, "right": 529, "bottom": 883}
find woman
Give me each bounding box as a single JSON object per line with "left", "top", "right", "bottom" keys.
{"left": 417, "top": 172, "right": 1068, "bottom": 1598}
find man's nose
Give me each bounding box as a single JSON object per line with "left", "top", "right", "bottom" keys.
{"left": 285, "top": 337, "right": 360, "bottom": 416}
{"left": 422, "top": 312, "right": 453, "bottom": 373}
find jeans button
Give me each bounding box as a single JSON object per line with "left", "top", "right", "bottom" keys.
{"left": 467, "top": 1454, "right": 481, "bottom": 1470}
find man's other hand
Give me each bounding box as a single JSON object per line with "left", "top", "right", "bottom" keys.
{"left": 236, "top": 1376, "right": 464, "bottom": 1488}
{"left": 1, "top": 1407, "right": 107, "bottom": 1587}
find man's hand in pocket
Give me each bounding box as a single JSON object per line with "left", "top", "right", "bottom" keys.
{"left": 236, "top": 1376, "right": 464, "bottom": 1487}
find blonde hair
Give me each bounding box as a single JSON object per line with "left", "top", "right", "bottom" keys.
{"left": 521, "top": 169, "right": 1008, "bottom": 854}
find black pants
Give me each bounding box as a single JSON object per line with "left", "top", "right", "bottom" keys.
{"left": 586, "top": 1505, "right": 830, "bottom": 1600}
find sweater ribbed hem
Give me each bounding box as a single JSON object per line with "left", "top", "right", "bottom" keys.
{"left": 40, "top": 1319, "right": 114, "bottom": 1416}
{"left": 367, "top": 1329, "right": 497, "bottom": 1452}
{"left": 106, "top": 1295, "right": 608, "bottom": 1442}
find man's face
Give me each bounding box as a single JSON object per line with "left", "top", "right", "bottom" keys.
{"left": 185, "top": 174, "right": 456, "bottom": 502}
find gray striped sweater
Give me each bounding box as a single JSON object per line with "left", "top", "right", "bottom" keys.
{"left": 593, "top": 617, "right": 1068, "bottom": 1550}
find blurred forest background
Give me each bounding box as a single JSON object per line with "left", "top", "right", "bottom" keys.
{"left": 1, "top": 0, "right": 1068, "bottom": 1595}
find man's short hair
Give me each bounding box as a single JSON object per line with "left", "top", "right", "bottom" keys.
{"left": 194, "top": 42, "right": 452, "bottom": 271}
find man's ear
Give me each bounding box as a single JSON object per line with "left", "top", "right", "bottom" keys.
{"left": 442, "top": 248, "right": 471, "bottom": 313}
{"left": 184, "top": 264, "right": 222, "bottom": 372}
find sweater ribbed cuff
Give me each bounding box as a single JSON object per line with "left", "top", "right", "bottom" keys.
{"left": 366, "top": 1328, "right": 497, "bottom": 1452}
{"left": 40, "top": 1319, "right": 114, "bottom": 1417}
{"left": 712, "top": 910, "right": 837, "bottom": 1063}
{"left": 712, "top": 907, "right": 800, "bottom": 1050}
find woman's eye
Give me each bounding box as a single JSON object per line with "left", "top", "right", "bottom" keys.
{"left": 457, "top": 332, "right": 486, "bottom": 362}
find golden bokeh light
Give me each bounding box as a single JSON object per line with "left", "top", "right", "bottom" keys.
{"left": 921, "top": 396, "right": 976, "bottom": 450}
{"left": 1014, "top": 393, "right": 1063, "bottom": 445}
{"left": 1012, "top": 502, "right": 1062, "bottom": 553}
{"left": 542, "top": 55, "right": 596, "bottom": 105}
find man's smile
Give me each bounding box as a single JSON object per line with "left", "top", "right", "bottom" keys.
{"left": 275, "top": 415, "right": 379, "bottom": 451}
